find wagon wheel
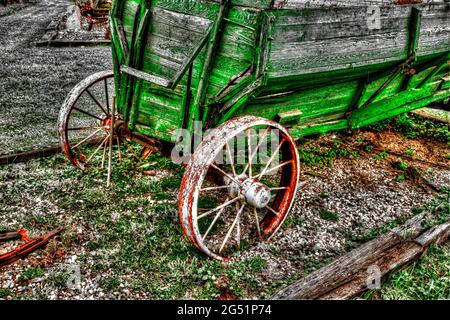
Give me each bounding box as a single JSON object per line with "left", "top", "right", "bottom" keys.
{"left": 58, "top": 70, "right": 145, "bottom": 171}
{"left": 179, "top": 116, "right": 300, "bottom": 261}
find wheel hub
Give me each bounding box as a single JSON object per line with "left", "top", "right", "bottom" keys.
{"left": 100, "top": 115, "right": 124, "bottom": 135}
{"left": 225, "top": 175, "right": 271, "bottom": 209}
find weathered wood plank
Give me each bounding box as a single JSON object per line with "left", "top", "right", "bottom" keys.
{"left": 319, "top": 221, "right": 450, "bottom": 300}
{"left": 271, "top": 213, "right": 427, "bottom": 300}
{"left": 319, "top": 242, "right": 424, "bottom": 300}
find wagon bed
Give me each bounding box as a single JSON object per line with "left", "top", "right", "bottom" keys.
{"left": 109, "top": 0, "right": 449, "bottom": 141}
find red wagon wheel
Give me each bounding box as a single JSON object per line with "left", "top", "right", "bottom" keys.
{"left": 58, "top": 71, "right": 142, "bottom": 171}
{"left": 179, "top": 116, "right": 300, "bottom": 261}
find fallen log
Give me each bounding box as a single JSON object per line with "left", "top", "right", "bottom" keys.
{"left": 0, "top": 146, "right": 60, "bottom": 165}
{"left": 411, "top": 109, "right": 449, "bottom": 124}
{"left": 320, "top": 242, "right": 424, "bottom": 300}
{"left": 272, "top": 213, "right": 450, "bottom": 300}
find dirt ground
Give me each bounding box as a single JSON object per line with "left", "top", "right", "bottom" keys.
{"left": 0, "top": 0, "right": 112, "bottom": 155}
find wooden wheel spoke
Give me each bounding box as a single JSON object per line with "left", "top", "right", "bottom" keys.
{"left": 258, "top": 138, "right": 286, "bottom": 180}
{"left": 101, "top": 137, "right": 108, "bottom": 168}
{"left": 225, "top": 142, "right": 236, "bottom": 177}
{"left": 271, "top": 187, "right": 289, "bottom": 191}
{"left": 242, "top": 127, "right": 270, "bottom": 176}
{"left": 253, "top": 207, "right": 262, "bottom": 237}
{"left": 236, "top": 210, "right": 241, "bottom": 249}
{"left": 219, "top": 204, "right": 246, "bottom": 253}
{"left": 73, "top": 107, "right": 104, "bottom": 121}
{"left": 68, "top": 126, "right": 102, "bottom": 132}
{"left": 117, "top": 137, "right": 123, "bottom": 165}
{"left": 211, "top": 163, "right": 240, "bottom": 186}
{"left": 266, "top": 205, "right": 281, "bottom": 217}
{"left": 198, "top": 197, "right": 240, "bottom": 220}
{"left": 200, "top": 185, "right": 229, "bottom": 192}
{"left": 257, "top": 160, "right": 293, "bottom": 179}
{"left": 72, "top": 128, "right": 103, "bottom": 150}
{"left": 247, "top": 129, "right": 253, "bottom": 178}
{"left": 104, "top": 79, "right": 110, "bottom": 114}
{"left": 122, "top": 139, "right": 140, "bottom": 160}
{"left": 86, "top": 135, "right": 110, "bottom": 164}
{"left": 202, "top": 198, "right": 229, "bottom": 241}
{"left": 86, "top": 89, "right": 108, "bottom": 115}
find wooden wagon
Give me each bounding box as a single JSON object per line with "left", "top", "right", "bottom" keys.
{"left": 58, "top": 0, "right": 450, "bottom": 260}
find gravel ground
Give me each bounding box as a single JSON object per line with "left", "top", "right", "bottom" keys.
{"left": 0, "top": 0, "right": 112, "bottom": 155}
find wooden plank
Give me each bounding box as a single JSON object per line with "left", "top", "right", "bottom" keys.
{"left": 121, "top": 65, "right": 171, "bottom": 87}
{"left": 269, "top": 32, "right": 408, "bottom": 74}
{"left": 0, "top": 147, "right": 60, "bottom": 165}
{"left": 271, "top": 213, "right": 427, "bottom": 300}
{"left": 319, "top": 221, "right": 450, "bottom": 300}
{"left": 319, "top": 242, "right": 424, "bottom": 300}
{"left": 275, "top": 109, "right": 303, "bottom": 123}
{"left": 415, "top": 222, "right": 450, "bottom": 247}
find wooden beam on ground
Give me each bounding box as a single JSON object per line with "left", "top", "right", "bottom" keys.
{"left": 411, "top": 108, "right": 450, "bottom": 125}
{"left": 271, "top": 214, "right": 450, "bottom": 300}
{"left": 0, "top": 146, "right": 60, "bottom": 165}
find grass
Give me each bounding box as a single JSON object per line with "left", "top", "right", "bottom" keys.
{"left": 0, "top": 288, "right": 12, "bottom": 298}
{"left": 319, "top": 210, "right": 339, "bottom": 222}
{"left": 0, "top": 152, "right": 282, "bottom": 299}
{"left": 298, "top": 144, "right": 360, "bottom": 168}
{"left": 18, "top": 268, "right": 46, "bottom": 283}
{"left": 369, "top": 113, "right": 450, "bottom": 143}
{"left": 362, "top": 244, "right": 450, "bottom": 300}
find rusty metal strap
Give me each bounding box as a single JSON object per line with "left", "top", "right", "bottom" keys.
{"left": 0, "top": 228, "right": 64, "bottom": 268}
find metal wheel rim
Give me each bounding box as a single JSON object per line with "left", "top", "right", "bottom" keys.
{"left": 58, "top": 70, "right": 118, "bottom": 170}
{"left": 179, "top": 116, "right": 300, "bottom": 261}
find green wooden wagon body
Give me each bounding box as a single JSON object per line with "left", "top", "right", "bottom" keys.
{"left": 110, "top": 0, "right": 449, "bottom": 143}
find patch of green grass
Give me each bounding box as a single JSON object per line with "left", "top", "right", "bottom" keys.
{"left": 370, "top": 113, "right": 450, "bottom": 143}
{"left": 319, "top": 210, "right": 339, "bottom": 222}
{"left": 160, "top": 175, "right": 183, "bottom": 190}
{"left": 299, "top": 145, "right": 360, "bottom": 168}
{"left": 422, "top": 192, "right": 450, "bottom": 229}
{"left": 47, "top": 267, "right": 73, "bottom": 289}
{"left": 18, "top": 268, "right": 46, "bottom": 283}
{"left": 284, "top": 214, "right": 304, "bottom": 228}
{"left": 101, "top": 276, "right": 122, "bottom": 292}
{"left": 395, "top": 161, "right": 409, "bottom": 171}
{"left": 363, "top": 244, "right": 450, "bottom": 300}
{"left": 198, "top": 196, "right": 219, "bottom": 209}
{"left": 0, "top": 288, "right": 12, "bottom": 298}
{"left": 374, "top": 151, "right": 389, "bottom": 161}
